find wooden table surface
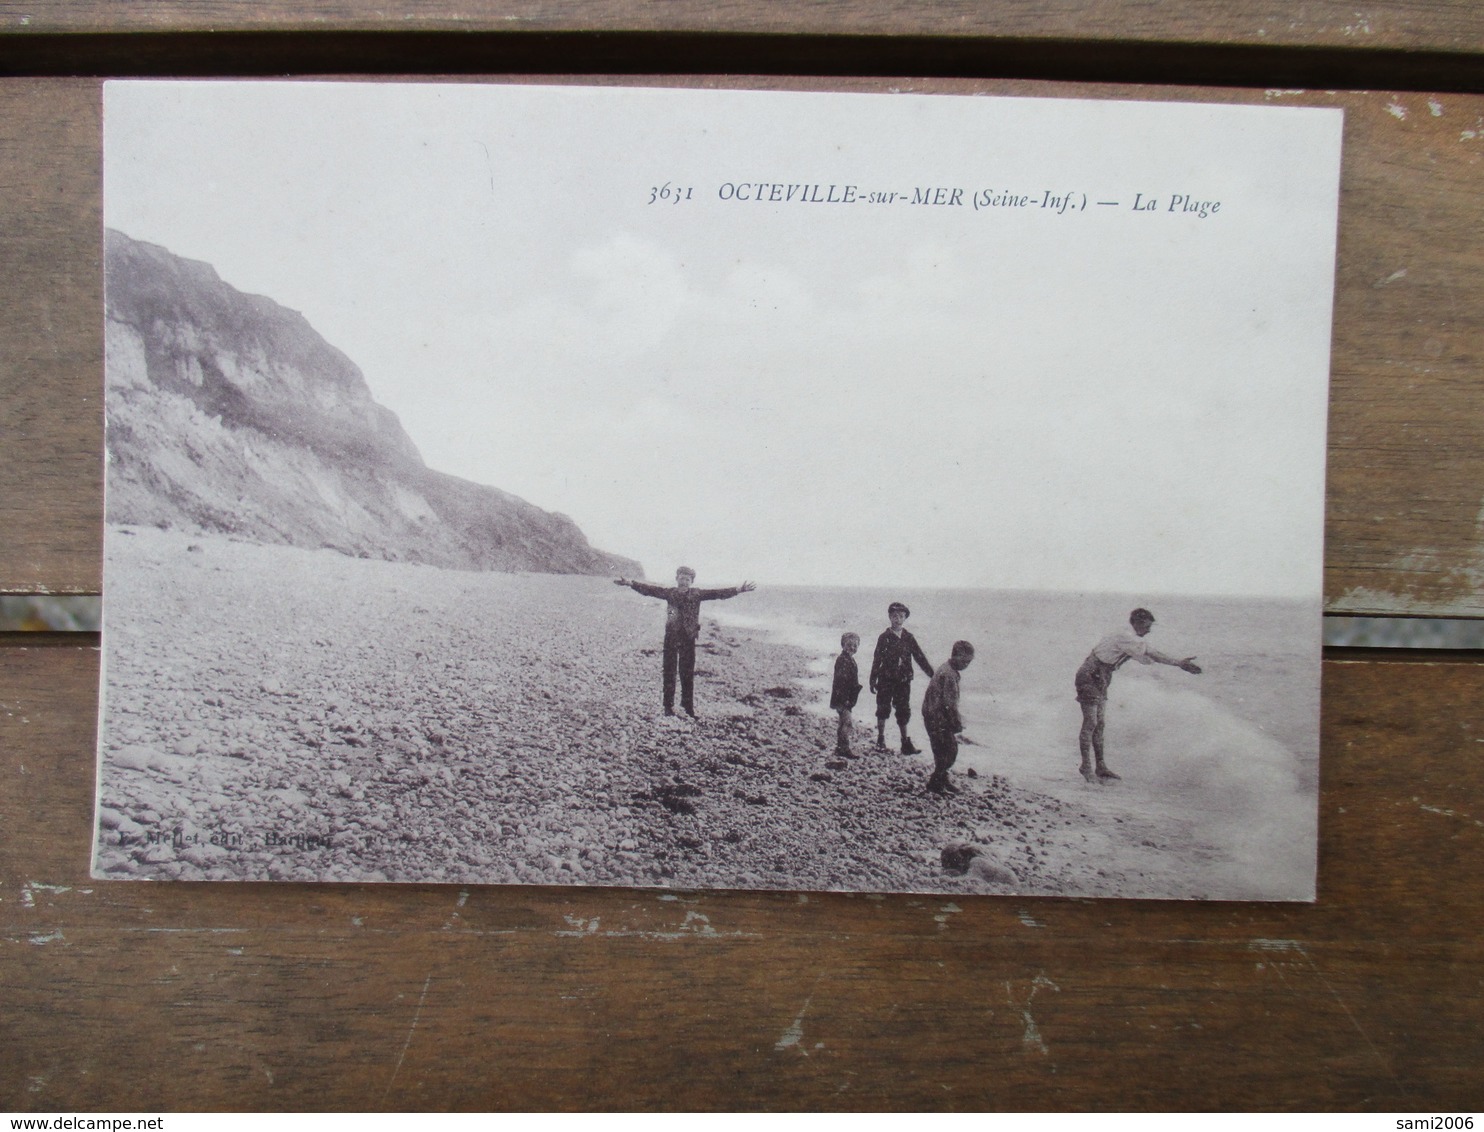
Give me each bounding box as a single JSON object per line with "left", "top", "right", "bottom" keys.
{"left": 1, "top": 3, "right": 1481, "bottom": 1112}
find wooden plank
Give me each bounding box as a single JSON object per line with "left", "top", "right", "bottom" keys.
{"left": 1326, "top": 87, "right": 1484, "bottom": 615}
{"left": 0, "top": 79, "right": 102, "bottom": 595}
{"left": 1, "top": 0, "right": 1482, "bottom": 55}
{"left": 0, "top": 76, "right": 1481, "bottom": 614}
{"left": 1, "top": 644, "right": 1480, "bottom": 1110}
{"left": 3, "top": 33, "right": 1482, "bottom": 96}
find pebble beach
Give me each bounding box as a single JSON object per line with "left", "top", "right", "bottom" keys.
{"left": 95, "top": 527, "right": 1217, "bottom": 897}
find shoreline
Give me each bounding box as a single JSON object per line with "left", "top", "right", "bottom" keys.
{"left": 94, "top": 526, "right": 1301, "bottom": 899}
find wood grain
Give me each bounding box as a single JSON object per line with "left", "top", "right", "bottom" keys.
{"left": 1, "top": 75, "right": 1481, "bottom": 614}
{"left": 1, "top": 0, "right": 1482, "bottom": 54}
{"left": 0, "top": 79, "right": 102, "bottom": 596}
{"left": 0, "top": 644, "right": 1480, "bottom": 1110}
{"left": 1326, "top": 87, "right": 1484, "bottom": 615}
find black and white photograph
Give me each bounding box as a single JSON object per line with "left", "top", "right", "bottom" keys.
{"left": 93, "top": 81, "right": 1342, "bottom": 899}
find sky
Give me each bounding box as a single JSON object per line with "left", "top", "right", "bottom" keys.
{"left": 103, "top": 81, "right": 1342, "bottom": 595}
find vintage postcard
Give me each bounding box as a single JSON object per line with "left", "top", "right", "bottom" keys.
{"left": 94, "top": 81, "right": 1342, "bottom": 898}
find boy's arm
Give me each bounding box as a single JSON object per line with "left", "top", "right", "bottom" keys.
{"left": 945, "top": 671, "right": 963, "bottom": 733}
{"left": 619, "top": 580, "right": 670, "bottom": 599}
{"left": 695, "top": 581, "right": 757, "bottom": 601}
{"left": 832, "top": 655, "right": 851, "bottom": 699}
{"left": 1115, "top": 636, "right": 1156, "bottom": 666}
{"left": 868, "top": 634, "right": 886, "bottom": 692}
{"left": 911, "top": 636, "right": 934, "bottom": 678}
{"left": 845, "top": 657, "right": 862, "bottom": 703}
{"left": 1145, "top": 645, "right": 1202, "bottom": 673}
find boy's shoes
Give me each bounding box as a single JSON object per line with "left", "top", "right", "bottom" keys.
{"left": 834, "top": 746, "right": 855, "bottom": 759}
{"left": 683, "top": 705, "right": 698, "bottom": 719}
{"left": 875, "top": 734, "right": 886, "bottom": 750}
{"left": 900, "top": 739, "right": 921, "bottom": 755}
{"left": 664, "top": 707, "right": 676, "bottom": 717}
{"left": 1095, "top": 766, "right": 1121, "bottom": 781}
{"left": 941, "top": 779, "right": 960, "bottom": 794}
{"left": 1079, "top": 766, "right": 1097, "bottom": 783}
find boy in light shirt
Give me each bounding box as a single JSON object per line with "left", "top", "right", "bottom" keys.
{"left": 1074, "top": 607, "right": 1201, "bottom": 783}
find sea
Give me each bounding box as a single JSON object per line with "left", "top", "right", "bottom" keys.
{"left": 710, "top": 586, "right": 1322, "bottom": 899}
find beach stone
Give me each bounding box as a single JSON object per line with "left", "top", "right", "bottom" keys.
{"left": 180, "top": 843, "right": 229, "bottom": 868}
{"left": 657, "top": 789, "right": 698, "bottom": 815}
{"left": 115, "top": 817, "right": 146, "bottom": 840}
{"left": 941, "top": 841, "right": 983, "bottom": 875}
{"left": 140, "top": 843, "right": 176, "bottom": 866}
{"left": 110, "top": 745, "right": 155, "bottom": 772}
{"left": 968, "top": 856, "right": 1019, "bottom": 886}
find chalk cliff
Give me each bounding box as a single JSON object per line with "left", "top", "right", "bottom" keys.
{"left": 104, "top": 229, "right": 641, "bottom": 578}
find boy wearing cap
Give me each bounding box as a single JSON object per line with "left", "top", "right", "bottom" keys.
{"left": 869, "top": 602, "right": 934, "bottom": 754}
{"left": 615, "top": 568, "right": 756, "bottom": 718}
{"left": 830, "top": 632, "right": 863, "bottom": 758}
{"left": 924, "top": 640, "right": 976, "bottom": 794}
{"left": 1075, "top": 607, "right": 1202, "bottom": 783}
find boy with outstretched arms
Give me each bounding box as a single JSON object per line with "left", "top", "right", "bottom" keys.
{"left": 615, "top": 567, "right": 756, "bottom": 718}
{"left": 923, "top": 640, "right": 976, "bottom": 794}
{"left": 1075, "top": 607, "right": 1201, "bottom": 783}
{"left": 869, "top": 601, "right": 934, "bottom": 754}
{"left": 830, "top": 632, "right": 863, "bottom": 758}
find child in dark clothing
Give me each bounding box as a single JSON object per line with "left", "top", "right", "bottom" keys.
{"left": 924, "top": 640, "right": 976, "bottom": 794}
{"left": 615, "top": 567, "right": 756, "bottom": 717}
{"left": 869, "top": 601, "right": 934, "bottom": 754}
{"left": 830, "top": 632, "right": 863, "bottom": 757}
